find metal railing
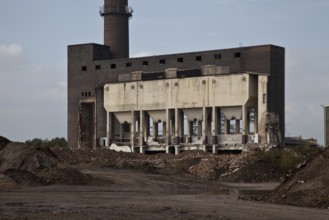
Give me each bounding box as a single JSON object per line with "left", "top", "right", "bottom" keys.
{"left": 99, "top": 5, "right": 133, "bottom": 18}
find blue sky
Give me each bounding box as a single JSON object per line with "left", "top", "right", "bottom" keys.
{"left": 0, "top": 0, "right": 329, "bottom": 145}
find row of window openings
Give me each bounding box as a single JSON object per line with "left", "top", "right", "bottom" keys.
{"left": 118, "top": 108, "right": 255, "bottom": 135}
{"left": 81, "top": 53, "right": 241, "bottom": 71}
{"left": 81, "top": 91, "right": 92, "bottom": 97}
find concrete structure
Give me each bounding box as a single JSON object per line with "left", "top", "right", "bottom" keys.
{"left": 68, "top": 0, "right": 285, "bottom": 153}
{"left": 323, "top": 105, "right": 329, "bottom": 147}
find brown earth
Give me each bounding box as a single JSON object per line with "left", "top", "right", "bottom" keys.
{"left": 265, "top": 147, "right": 329, "bottom": 208}
{"left": 1, "top": 135, "right": 329, "bottom": 219}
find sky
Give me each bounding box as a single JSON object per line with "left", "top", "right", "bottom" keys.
{"left": 0, "top": 0, "right": 329, "bottom": 145}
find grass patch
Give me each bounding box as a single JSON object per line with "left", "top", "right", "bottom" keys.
{"left": 258, "top": 148, "right": 298, "bottom": 172}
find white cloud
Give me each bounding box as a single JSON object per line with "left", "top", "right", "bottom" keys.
{"left": 132, "top": 51, "right": 153, "bottom": 58}
{"left": 0, "top": 43, "right": 66, "bottom": 141}
{"left": 0, "top": 43, "right": 23, "bottom": 56}
{"left": 285, "top": 48, "right": 329, "bottom": 145}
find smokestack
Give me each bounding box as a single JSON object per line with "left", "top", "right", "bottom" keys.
{"left": 100, "top": 0, "right": 133, "bottom": 59}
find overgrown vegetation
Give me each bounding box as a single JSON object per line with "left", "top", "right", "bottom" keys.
{"left": 25, "top": 137, "right": 67, "bottom": 148}
{"left": 257, "top": 144, "right": 320, "bottom": 172}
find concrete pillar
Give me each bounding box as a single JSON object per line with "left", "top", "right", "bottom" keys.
{"left": 236, "top": 119, "right": 240, "bottom": 134}
{"left": 254, "top": 108, "right": 258, "bottom": 134}
{"left": 166, "top": 109, "right": 170, "bottom": 146}
{"left": 202, "top": 107, "right": 207, "bottom": 145}
{"left": 131, "top": 111, "right": 136, "bottom": 148}
{"left": 225, "top": 120, "right": 230, "bottom": 134}
{"left": 187, "top": 120, "right": 193, "bottom": 143}
{"left": 242, "top": 105, "right": 248, "bottom": 135}
{"left": 212, "top": 107, "right": 218, "bottom": 136}
{"left": 324, "top": 106, "right": 329, "bottom": 147}
{"left": 198, "top": 121, "right": 202, "bottom": 137}
{"left": 139, "top": 111, "right": 145, "bottom": 148}
{"left": 163, "top": 121, "right": 167, "bottom": 141}
{"left": 153, "top": 121, "right": 158, "bottom": 141}
{"left": 212, "top": 145, "right": 217, "bottom": 154}
{"left": 175, "top": 146, "right": 180, "bottom": 155}
{"left": 106, "top": 111, "right": 113, "bottom": 147}
{"left": 174, "top": 108, "right": 181, "bottom": 144}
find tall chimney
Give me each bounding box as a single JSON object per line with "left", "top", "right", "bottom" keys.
{"left": 100, "top": 0, "right": 133, "bottom": 59}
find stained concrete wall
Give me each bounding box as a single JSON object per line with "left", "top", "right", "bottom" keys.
{"left": 104, "top": 74, "right": 253, "bottom": 112}
{"left": 68, "top": 44, "right": 284, "bottom": 149}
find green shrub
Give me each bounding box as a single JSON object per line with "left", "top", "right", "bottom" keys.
{"left": 258, "top": 148, "right": 298, "bottom": 172}
{"left": 25, "top": 137, "right": 67, "bottom": 148}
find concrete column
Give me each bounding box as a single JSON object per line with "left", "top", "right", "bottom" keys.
{"left": 212, "top": 145, "right": 217, "bottom": 154}
{"left": 212, "top": 107, "right": 218, "bottom": 153}
{"left": 163, "top": 121, "right": 166, "bottom": 139}
{"left": 187, "top": 120, "right": 193, "bottom": 143}
{"left": 212, "top": 107, "right": 218, "bottom": 136}
{"left": 225, "top": 120, "right": 230, "bottom": 134}
{"left": 131, "top": 111, "right": 136, "bottom": 148}
{"left": 153, "top": 122, "right": 158, "bottom": 141}
{"left": 139, "top": 111, "right": 145, "bottom": 148}
{"left": 174, "top": 108, "right": 181, "bottom": 144}
{"left": 106, "top": 111, "right": 113, "bottom": 147}
{"left": 166, "top": 109, "right": 170, "bottom": 146}
{"left": 242, "top": 105, "right": 248, "bottom": 135}
{"left": 175, "top": 146, "right": 180, "bottom": 155}
{"left": 202, "top": 107, "right": 207, "bottom": 145}
{"left": 236, "top": 119, "right": 240, "bottom": 134}
{"left": 254, "top": 109, "right": 258, "bottom": 134}
{"left": 325, "top": 106, "right": 329, "bottom": 147}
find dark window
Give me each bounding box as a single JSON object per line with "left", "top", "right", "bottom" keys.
{"left": 142, "top": 61, "right": 149, "bottom": 66}
{"left": 95, "top": 65, "right": 101, "bottom": 70}
{"left": 82, "top": 92, "right": 84, "bottom": 97}
{"left": 126, "top": 62, "right": 132, "bottom": 67}
{"left": 234, "top": 52, "right": 241, "bottom": 58}
{"left": 111, "top": 64, "right": 116, "bottom": 69}
{"left": 214, "top": 54, "right": 221, "bottom": 59}
{"left": 177, "top": 57, "right": 184, "bottom": 63}
{"left": 123, "top": 122, "right": 130, "bottom": 132}
{"left": 81, "top": 66, "right": 87, "bottom": 71}
{"left": 195, "top": 56, "right": 202, "bottom": 61}
{"left": 88, "top": 92, "right": 91, "bottom": 96}
{"left": 159, "top": 59, "right": 166, "bottom": 65}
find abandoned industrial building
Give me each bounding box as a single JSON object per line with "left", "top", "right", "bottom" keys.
{"left": 68, "top": 0, "right": 285, "bottom": 154}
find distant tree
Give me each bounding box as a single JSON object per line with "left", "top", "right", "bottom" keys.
{"left": 25, "top": 137, "right": 67, "bottom": 148}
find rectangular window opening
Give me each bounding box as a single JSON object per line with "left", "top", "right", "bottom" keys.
{"left": 81, "top": 66, "right": 87, "bottom": 71}
{"left": 177, "top": 57, "right": 184, "bottom": 63}
{"left": 159, "top": 59, "right": 166, "bottom": 65}
{"left": 95, "top": 65, "right": 101, "bottom": 70}
{"left": 195, "top": 56, "right": 202, "bottom": 62}
{"left": 126, "top": 62, "right": 132, "bottom": 68}
{"left": 214, "top": 54, "right": 221, "bottom": 59}
{"left": 234, "top": 52, "right": 241, "bottom": 58}
{"left": 111, "top": 64, "right": 117, "bottom": 69}
{"left": 142, "top": 61, "right": 149, "bottom": 66}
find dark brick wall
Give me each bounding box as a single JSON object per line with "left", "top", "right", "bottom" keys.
{"left": 68, "top": 44, "right": 285, "bottom": 148}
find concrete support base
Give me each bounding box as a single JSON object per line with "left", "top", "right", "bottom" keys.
{"left": 175, "top": 146, "right": 180, "bottom": 155}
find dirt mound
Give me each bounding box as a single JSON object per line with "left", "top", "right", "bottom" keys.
{"left": 3, "top": 169, "right": 47, "bottom": 186}
{"left": 0, "top": 142, "right": 92, "bottom": 186}
{"left": 265, "top": 147, "right": 329, "bottom": 208}
{"left": 52, "top": 148, "right": 285, "bottom": 182}
{"left": 0, "top": 136, "right": 11, "bottom": 151}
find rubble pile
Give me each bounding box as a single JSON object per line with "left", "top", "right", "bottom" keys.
{"left": 266, "top": 147, "right": 329, "bottom": 208}
{"left": 0, "top": 136, "right": 91, "bottom": 186}
{"left": 52, "top": 147, "right": 285, "bottom": 182}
